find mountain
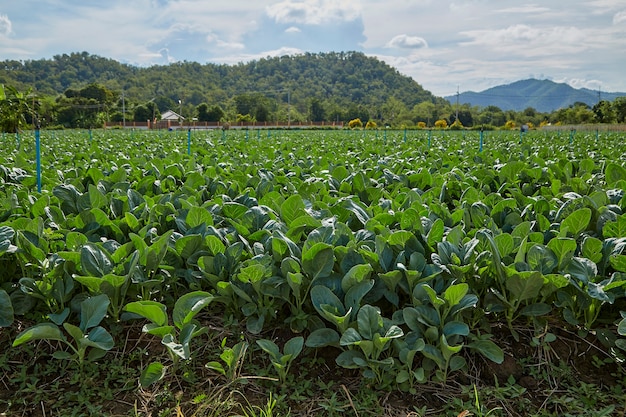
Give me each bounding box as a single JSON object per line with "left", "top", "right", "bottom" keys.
{"left": 0, "top": 51, "right": 444, "bottom": 115}
{"left": 446, "top": 79, "right": 626, "bottom": 112}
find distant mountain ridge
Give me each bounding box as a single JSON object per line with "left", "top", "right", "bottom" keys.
{"left": 446, "top": 79, "right": 626, "bottom": 112}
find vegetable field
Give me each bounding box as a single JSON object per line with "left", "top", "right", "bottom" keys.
{"left": 2, "top": 128, "right": 626, "bottom": 416}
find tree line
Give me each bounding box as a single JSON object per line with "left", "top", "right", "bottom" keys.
{"left": 1, "top": 52, "right": 625, "bottom": 132}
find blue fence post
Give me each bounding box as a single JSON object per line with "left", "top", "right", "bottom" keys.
{"left": 35, "top": 129, "right": 41, "bottom": 193}
{"left": 479, "top": 129, "right": 484, "bottom": 152}
{"left": 596, "top": 129, "right": 599, "bottom": 142}
{"left": 187, "top": 128, "right": 191, "bottom": 155}
{"left": 569, "top": 129, "right": 575, "bottom": 144}
{"left": 403, "top": 128, "right": 407, "bottom": 143}
{"left": 428, "top": 130, "right": 432, "bottom": 148}
{"left": 89, "top": 129, "right": 93, "bottom": 143}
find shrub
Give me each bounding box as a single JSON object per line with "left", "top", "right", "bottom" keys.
{"left": 449, "top": 120, "right": 464, "bottom": 130}
{"left": 348, "top": 118, "right": 363, "bottom": 129}
{"left": 434, "top": 119, "right": 448, "bottom": 129}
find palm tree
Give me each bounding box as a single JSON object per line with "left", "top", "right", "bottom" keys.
{"left": 0, "top": 84, "right": 33, "bottom": 133}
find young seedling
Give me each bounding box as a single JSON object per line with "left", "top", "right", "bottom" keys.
{"left": 256, "top": 336, "right": 304, "bottom": 384}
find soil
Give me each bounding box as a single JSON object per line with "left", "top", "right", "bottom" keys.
{"left": 1, "top": 319, "right": 624, "bottom": 417}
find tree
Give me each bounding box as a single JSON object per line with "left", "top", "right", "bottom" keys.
{"left": 197, "top": 103, "right": 225, "bottom": 122}
{"left": 411, "top": 102, "right": 436, "bottom": 126}
{"left": 449, "top": 109, "right": 473, "bottom": 127}
{"left": 593, "top": 100, "right": 616, "bottom": 123}
{"left": 309, "top": 98, "right": 325, "bottom": 122}
{"left": 133, "top": 104, "right": 152, "bottom": 122}
{"left": 612, "top": 97, "right": 626, "bottom": 123}
{"left": 0, "top": 84, "right": 33, "bottom": 132}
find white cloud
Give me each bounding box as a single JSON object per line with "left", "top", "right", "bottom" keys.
{"left": 556, "top": 77, "right": 603, "bottom": 90}
{"left": 285, "top": 26, "right": 301, "bottom": 33}
{"left": 460, "top": 24, "right": 587, "bottom": 56}
{"left": 386, "top": 34, "right": 428, "bottom": 49}
{"left": 614, "top": 10, "right": 626, "bottom": 24}
{"left": 266, "top": 0, "right": 361, "bottom": 25}
{"left": 0, "top": 14, "right": 12, "bottom": 36}
{"left": 495, "top": 4, "right": 551, "bottom": 14}
{"left": 212, "top": 46, "right": 304, "bottom": 65}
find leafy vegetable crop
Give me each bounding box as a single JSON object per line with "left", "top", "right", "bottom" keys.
{"left": 2, "top": 128, "right": 626, "bottom": 391}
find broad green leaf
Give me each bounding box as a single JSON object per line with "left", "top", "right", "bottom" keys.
{"left": 124, "top": 301, "right": 168, "bottom": 327}
{"left": 603, "top": 215, "right": 626, "bottom": 238}
{"left": 186, "top": 206, "right": 213, "bottom": 227}
{"left": 526, "top": 244, "right": 557, "bottom": 274}
{"left": 281, "top": 194, "right": 306, "bottom": 227}
{"left": 560, "top": 208, "right": 591, "bottom": 236}
{"left": 222, "top": 202, "right": 248, "bottom": 219}
{"left": 618, "top": 317, "right": 626, "bottom": 336}
{"left": 305, "top": 328, "right": 340, "bottom": 347}
{"left": 13, "top": 323, "right": 65, "bottom": 347}
{"left": 565, "top": 257, "right": 598, "bottom": 284}
{"left": 506, "top": 272, "right": 544, "bottom": 303}
{"left": 443, "top": 283, "right": 469, "bottom": 307}
{"left": 548, "top": 237, "right": 577, "bottom": 267}
{"left": 143, "top": 323, "right": 175, "bottom": 337}
{"left": 400, "top": 208, "right": 422, "bottom": 232}
{"left": 62, "top": 322, "right": 84, "bottom": 343}
{"left": 256, "top": 339, "right": 280, "bottom": 359}
{"left": 140, "top": 362, "right": 166, "bottom": 387}
{"left": 79, "top": 294, "right": 110, "bottom": 331}
{"left": 205, "top": 235, "right": 226, "bottom": 255}
{"left": 302, "top": 242, "right": 334, "bottom": 280}
{"left": 283, "top": 336, "right": 304, "bottom": 358}
{"left": 494, "top": 233, "right": 514, "bottom": 257}
{"left": 605, "top": 163, "right": 626, "bottom": 185}
{"left": 341, "top": 264, "right": 373, "bottom": 292}
{"left": 172, "top": 291, "right": 213, "bottom": 329}
{"left": 357, "top": 305, "right": 383, "bottom": 340}
{"left": 335, "top": 350, "right": 365, "bottom": 369}
{"left": 175, "top": 234, "right": 204, "bottom": 260}
{"left": 427, "top": 218, "right": 444, "bottom": 247}
{"left": 468, "top": 340, "right": 504, "bottom": 364}
{"left": 66, "top": 231, "right": 88, "bottom": 251}
{"left": 610, "top": 255, "right": 626, "bottom": 273}
{"left": 519, "top": 303, "right": 552, "bottom": 316}
{"left": 344, "top": 280, "right": 375, "bottom": 321}
{"left": 582, "top": 236, "right": 603, "bottom": 264}
{"left": 0, "top": 289, "right": 14, "bottom": 327}
{"left": 82, "top": 326, "right": 115, "bottom": 350}
{"left": 443, "top": 321, "right": 469, "bottom": 337}
{"left": 162, "top": 333, "right": 188, "bottom": 359}
{"left": 88, "top": 183, "right": 107, "bottom": 210}
{"left": 449, "top": 355, "right": 466, "bottom": 372}
{"left": 81, "top": 243, "right": 113, "bottom": 277}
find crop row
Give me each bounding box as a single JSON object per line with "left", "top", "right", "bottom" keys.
{"left": 2, "top": 129, "right": 626, "bottom": 389}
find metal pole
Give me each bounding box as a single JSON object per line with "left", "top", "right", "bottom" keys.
{"left": 35, "top": 129, "right": 41, "bottom": 192}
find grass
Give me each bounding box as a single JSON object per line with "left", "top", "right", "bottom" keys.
{"left": 2, "top": 317, "right": 625, "bottom": 417}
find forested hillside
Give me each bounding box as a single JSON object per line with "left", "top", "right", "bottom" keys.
{"left": 0, "top": 51, "right": 444, "bottom": 124}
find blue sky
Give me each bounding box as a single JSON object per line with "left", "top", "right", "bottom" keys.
{"left": 1, "top": 0, "right": 625, "bottom": 97}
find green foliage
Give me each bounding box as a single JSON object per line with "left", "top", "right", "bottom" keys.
{"left": 256, "top": 336, "right": 304, "bottom": 384}
{"left": 124, "top": 291, "right": 214, "bottom": 386}
{"left": 12, "top": 294, "right": 114, "bottom": 366}
{"left": 3, "top": 128, "right": 626, "bottom": 402}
